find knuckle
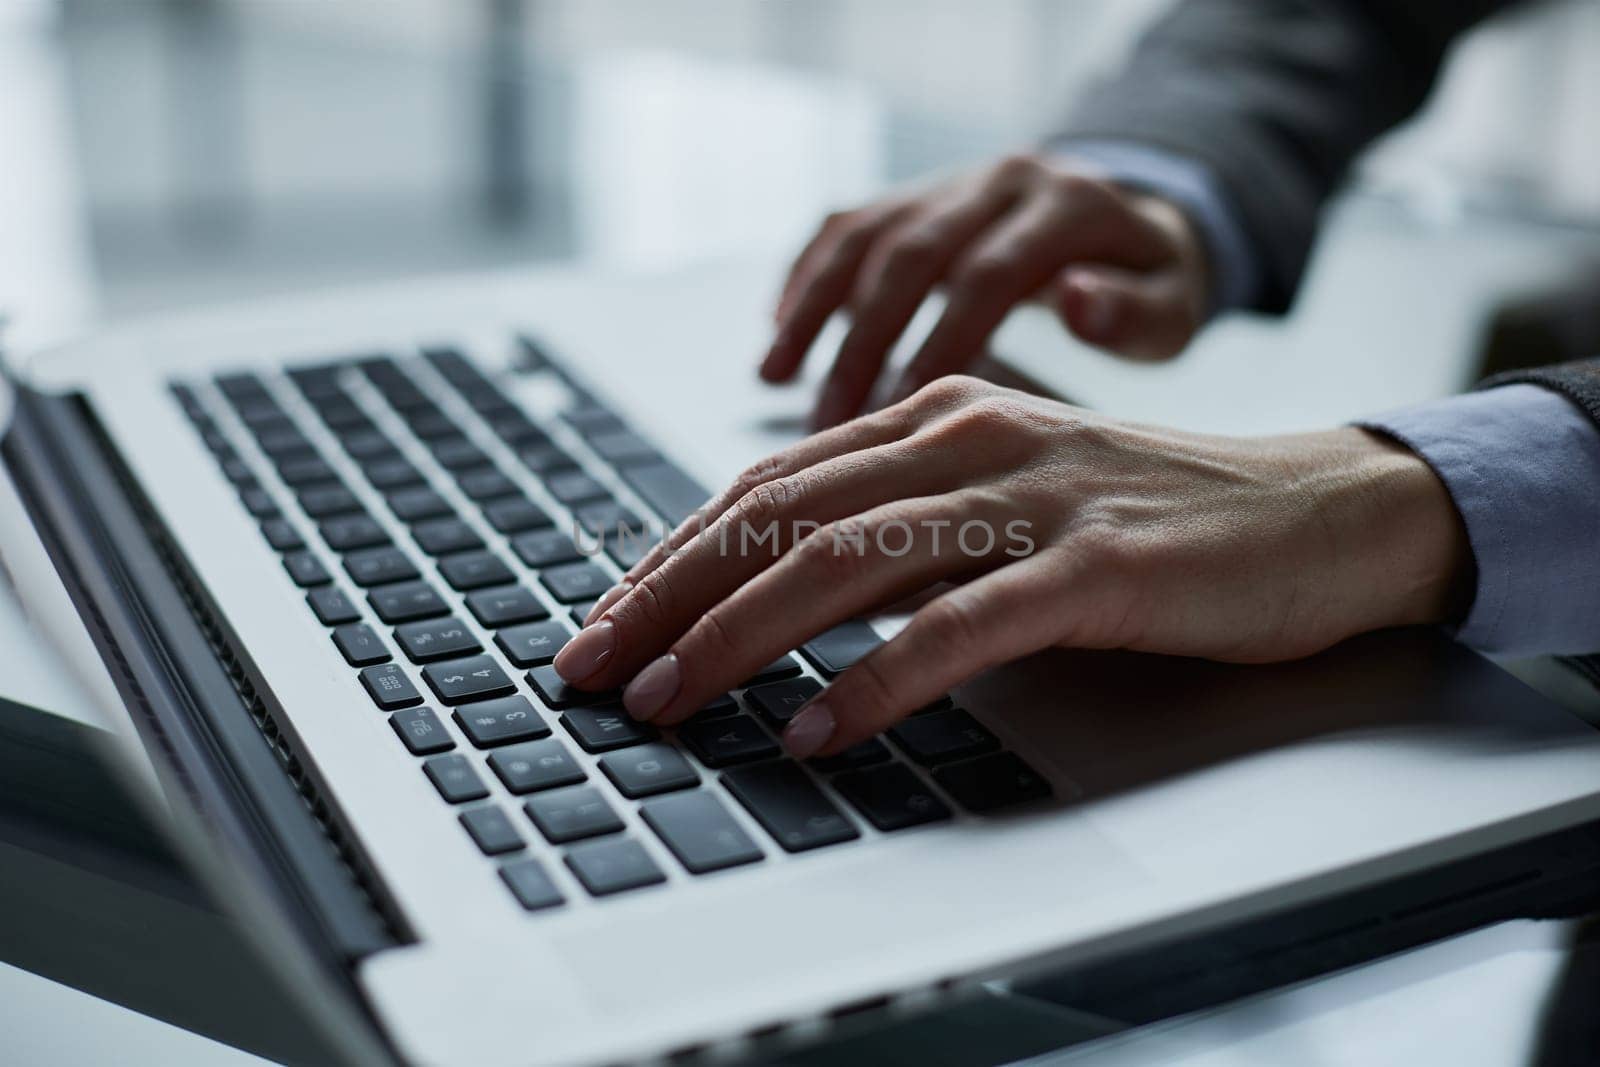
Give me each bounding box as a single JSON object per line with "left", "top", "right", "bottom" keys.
{"left": 920, "top": 591, "right": 986, "bottom": 660}
{"left": 991, "top": 152, "right": 1043, "bottom": 184}
{"left": 955, "top": 252, "right": 1021, "bottom": 294}
{"left": 796, "top": 522, "right": 871, "bottom": 583}
{"left": 842, "top": 651, "right": 899, "bottom": 720}
{"left": 732, "top": 472, "right": 805, "bottom": 531}
{"left": 882, "top": 231, "right": 942, "bottom": 277}
{"left": 726, "top": 456, "right": 786, "bottom": 504}
{"left": 680, "top": 606, "right": 740, "bottom": 664}
{"left": 629, "top": 568, "right": 677, "bottom": 627}
{"left": 915, "top": 373, "right": 987, "bottom": 410}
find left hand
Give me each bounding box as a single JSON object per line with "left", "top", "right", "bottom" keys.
{"left": 552, "top": 377, "right": 1470, "bottom": 758}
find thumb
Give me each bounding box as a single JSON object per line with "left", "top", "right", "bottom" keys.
{"left": 1050, "top": 265, "right": 1200, "bottom": 361}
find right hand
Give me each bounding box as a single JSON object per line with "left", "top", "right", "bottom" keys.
{"left": 760, "top": 152, "right": 1214, "bottom": 428}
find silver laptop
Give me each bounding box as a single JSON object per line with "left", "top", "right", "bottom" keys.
{"left": 6, "top": 264, "right": 1600, "bottom": 1066}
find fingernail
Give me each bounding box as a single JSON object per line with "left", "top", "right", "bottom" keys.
{"left": 585, "top": 582, "right": 630, "bottom": 625}
{"left": 623, "top": 653, "right": 680, "bottom": 721}
{"left": 553, "top": 620, "right": 615, "bottom": 683}
{"left": 784, "top": 701, "right": 835, "bottom": 758}
{"left": 1084, "top": 286, "right": 1116, "bottom": 339}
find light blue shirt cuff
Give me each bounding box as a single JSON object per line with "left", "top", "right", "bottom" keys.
{"left": 1052, "top": 139, "right": 1263, "bottom": 315}
{"left": 1361, "top": 383, "right": 1600, "bottom": 657}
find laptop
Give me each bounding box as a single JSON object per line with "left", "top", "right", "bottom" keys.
{"left": 7, "top": 262, "right": 1600, "bottom": 1065}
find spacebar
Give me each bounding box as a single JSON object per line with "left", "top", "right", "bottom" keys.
{"left": 621, "top": 461, "right": 710, "bottom": 527}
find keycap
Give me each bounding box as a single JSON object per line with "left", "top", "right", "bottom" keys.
{"left": 412, "top": 517, "right": 484, "bottom": 556}
{"left": 333, "top": 623, "right": 391, "bottom": 666}
{"left": 742, "top": 654, "right": 804, "bottom": 686}
{"left": 452, "top": 696, "right": 550, "bottom": 748}
{"left": 587, "top": 429, "right": 658, "bottom": 466}
{"left": 340, "top": 429, "right": 393, "bottom": 459}
{"left": 809, "top": 738, "right": 892, "bottom": 774}
{"left": 931, "top": 753, "right": 1051, "bottom": 813}
{"left": 395, "top": 616, "right": 482, "bottom": 663}
{"left": 561, "top": 406, "right": 626, "bottom": 438}
{"left": 540, "top": 561, "right": 612, "bottom": 603}
{"left": 457, "top": 467, "right": 518, "bottom": 501}
{"left": 282, "top": 550, "right": 332, "bottom": 587}
{"left": 363, "top": 457, "right": 423, "bottom": 490}
{"left": 360, "top": 663, "right": 423, "bottom": 710}
{"left": 544, "top": 470, "right": 607, "bottom": 505}
{"left": 680, "top": 716, "right": 780, "bottom": 768}
{"left": 526, "top": 665, "right": 618, "bottom": 709}
{"left": 573, "top": 500, "right": 645, "bottom": 537}
{"left": 387, "top": 487, "right": 453, "bottom": 522}
{"left": 430, "top": 437, "right": 487, "bottom": 470}
{"left": 493, "top": 620, "right": 570, "bottom": 668}
{"left": 343, "top": 546, "right": 420, "bottom": 587}
{"left": 256, "top": 427, "right": 315, "bottom": 460}
{"left": 518, "top": 443, "right": 577, "bottom": 475}
{"left": 389, "top": 706, "right": 455, "bottom": 755}
{"left": 599, "top": 743, "right": 698, "bottom": 798}
{"left": 405, "top": 408, "right": 457, "bottom": 440}
{"left": 604, "top": 535, "right": 653, "bottom": 570}
{"left": 483, "top": 496, "right": 551, "bottom": 535}
{"left": 367, "top": 580, "right": 449, "bottom": 624}
{"left": 564, "top": 838, "right": 665, "bottom": 897}
{"left": 240, "top": 486, "right": 281, "bottom": 519}
{"left": 460, "top": 806, "right": 524, "bottom": 855}
{"left": 686, "top": 693, "right": 740, "bottom": 723}
{"left": 888, "top": 709, "right": 1000, "bottom": 766}
{"left": 499, "top": 859, "right": 563, "bottom": 911}
{"left": 722, "top": 761, "right": 859, "bottom": 852}
{"left": 221, "top": 454, "right": 255, "bottom": 485}
{"left": 487, "top": 738, "right": 585, "bottom": 793}
{"left": 524, "top": 785, "right": 624, "bottom": 844}
{"left": 834, "top": 764, "right": 951, "bottom": 830}
{"left": 511, "top": 530, "right": 582, "bottom": 568}
{"left": 465, "top": 585, "right": 549, "bottom": 628}
{"left": 641, "top": 792, "right": 763, "bottom": 874}
{"left": 485, "top": 412, "right": 544, "bottom": 445}
{"left": 439, "top": 550, "right": 515, "bottom": 591}
{"left": 745, "top": 678, "right": 822, "bottom": 731}
{"left": 423, "top": 754, "right": 489, "bottom": 802}
{"left": 561, "top": 706, "right": 659, "bottom": 752}
{"left": 299, "top": 484, "right": 362, "bottom": 518}
{"left": 801, "top": 620, "right": 883, "bottom": 676}
{"left": 306, "top": 586, "right": 361, "bottom": 625}
{"left": 261, "top": 518, "right": 304, "bottom": 552}
{"left": 621, "top": 460, "right": 710, "bottom": 527}
{"left": 276, "top": 455, "right": 339, "bottom": 488}
{"left": 569, "top": 601, "right": 604, "bottom": 628}
{"left": 422, "top": 655, "right": 515, "bottom": 704}
{"left": 320, "top": 514, "right": 390, "bottom": 552}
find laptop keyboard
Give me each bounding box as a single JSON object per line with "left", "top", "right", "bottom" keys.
{"left": 169, "top": 341, "right": 1051, "bottom": 915}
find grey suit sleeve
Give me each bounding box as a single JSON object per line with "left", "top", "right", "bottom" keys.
{"left": 1056, "top": 0, "right": 1520, "bottom": 313}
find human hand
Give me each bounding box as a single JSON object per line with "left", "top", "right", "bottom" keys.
{"left": 553, "top": 377, "right": 1471, "bottom": 758}
{"left": 762, "top": 153, "right": 1212, "bottom": 429}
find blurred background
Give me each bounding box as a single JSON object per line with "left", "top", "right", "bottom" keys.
{"left": 2, "top": 0, "right": 1597, "bottom": 355}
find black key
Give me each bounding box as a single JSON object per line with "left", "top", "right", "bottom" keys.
{"left": 459, "top": 807, "right": 524, "bottom": 855}
{"left": 387, "top": 487, "right": 453, "bottom": 522}
{"left": 307, "top": 586, "right": 361, "bottom": 625}
{"left": 363, "top": 457, "right": 423, "bottom": 490}
{"left": 809, "top": 738, "right": 892, "bottom": 774}
{"left": 457, "top": 467, "right": 518, "bottom": 501}
{"left": 641, "top": 792, "right": 763, "bottom": 874}
{"left": 360, "top": 663, "right": 423, "bottom": 710}
{"left": 333, "top": 623, "right": 391, "bottom": 666}
{"left": 395, "top": 616, "right": 482, "bottom": 662}
{"left": 801, "top": 620, "right": 883, "bottom": 677}
{"left": 499, "top": 859, "right": 564, "bottom": 911}
{"left": 465, "top": 585, "right": 549, "bottom": 628}
{"left": 423, "top": 753, "right": 489, "bottom": 802}
{"left": 835, "top": 764, "right": 952, "bottom": 831}
{"left": 722, "top": 761, "right": 859, "bottom": 852}
{"left": 494, "top": 620, "right": 570, "bottom": 668}
{"left": 320, "top": 514, "right": 390, "bottom": 552}
{"left": 276, "top": 455, "right": 338, "bottom": 487}
{"left": 256, "top": 427, "right": 315, "bottom": 460}
{"left": 745, "top": 678, "right": 822, "bottom": 731}
{"left": 561, "top": 706, "right": 659, "bottom": 753}
{"left": 367, "top": 580, "right": 449, "bottom": 624}
{"left": 283, "top": 550, "right": 332, "bottom": 587}
{"left": 743, "top": 655, "right": 804, "bottom": 686}
{"left": 525, "top": 665, "right": 617, "bottom": 709}
{"left": 680, "top": 716, "right": 780, "bottom": 768}
{"left": 511, "top": 529, "right": 581, "bottom": 568}
{"left": 564, "top": 838, "right": 665, "bottom": 897}
{"left": 587, "top": 429, "right": 657, "bottom": 466}
{"left": 220, "top": 453, "right": 255, "bottom": 486}
{"left": 430, "top": 437, "right": 487, "bottom": 470}
{"left": 544, "top": 470, "right": 607, "bottom": 505}
{"left": 561, "top": 407, "right": 626, "bottom": 437}
{"left": 343, "top": 546, "right": 420, "bottom": 587}
{"left": 298, "top": 484, "right": 362, "bottom": 518}
{"left": 568, "top": 600, "right": 604, "bottom": 628}
{"left": 260, "top": 517, "right": 304, "bottom": 551}
{"left": 524, "top": 785, "right": 624, "bottom": 844}
{"left": 412, "top": 517, "right": 484, "bottom": 556}
{"left": 888, "top": 709, "right": 999, "bottom": 766}
{"left": 604, "top": 534, "right": 654, "bottom": 570}
{"left": 540, "top": 561, "right": 611, "bottom": 603}
{"left": 452, "top": 696, "right": 549, "bottom": 748}
{"left": 422, "top": 654, "right": 515, "bottom": 704}
{"left": 390, "top": 706, "right": 455, "bottom": 755}
{"left": 518, "top": 443, "right": 577, "bottom": 475}
{"left": 685, "top": 693, "right": 740, "bottom": 723}
{"left": 916, "top": 695, "right": 955, "bottom": 715}
{"left": 439, "top": 550, "right": 515, "bottom": 591}
{"left": 932, "top": 752, "right": 1051, "bottom": 813}
{"left": 340, "top": 429, "right": 394, "bottom": 459}
{"left": 574, "top": 500, "right": 645, "bottom": 537}
{"left": 482, "top": 496, "right": 550, "bottom": 534}
{"left": 240, "top": 486, "right": 281, "bottom": 519}
{"left": 487, "top": 738, "right": 585, "bottom": 793}
{"left": 406, "top": 408, "right": 458, "bottom": 440}
{"left": 621, "top": 461, "right": 709, "bottom": 527}
{"left": 599, "top": 743, "right": 698, "bottom": 798}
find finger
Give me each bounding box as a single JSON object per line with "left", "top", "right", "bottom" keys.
{"left": 762, "top": 203, "right": 910, "bottom": 383}
{"left": 1049, "top": 264, "right": 1199, "bottom": 361}
{"left": 784, "top": 557, "right": 1068, "bottom": 757}
{"left": 618, "top": 494, "right": 1007, "bottom": 725}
